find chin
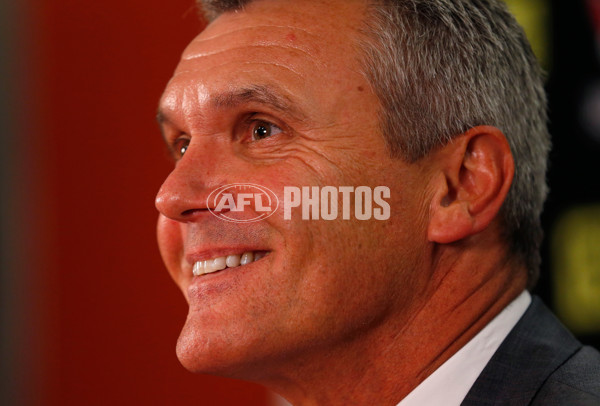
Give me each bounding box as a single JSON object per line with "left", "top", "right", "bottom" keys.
{"left": 175, "top": 321, "right": 227, "bottom": 375}
{"left": 174, "top": 317, "right": 263, "bottom": 379}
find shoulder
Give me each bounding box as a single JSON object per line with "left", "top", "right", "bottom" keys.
{"left": 463, "top": 296, "right": 600, "bottom": 405}
{"left": 531, "top": 345, "right": 600, "bottom": 405}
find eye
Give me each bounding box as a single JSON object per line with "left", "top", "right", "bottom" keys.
{"left": 172, "top": 137, "right": 190, "bottom": 159}
{"left": 251, "top": 120, "right": 282, "bottom": 141}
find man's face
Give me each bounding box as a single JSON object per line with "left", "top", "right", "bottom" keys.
{"left": 156, "top": 0, "right": 433, "bottom": 380}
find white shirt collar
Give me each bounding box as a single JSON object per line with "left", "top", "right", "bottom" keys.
{"left": 397, "top": 290, "right": 532, "bottom": 406}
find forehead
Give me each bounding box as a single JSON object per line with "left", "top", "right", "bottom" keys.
{"left": 160, "top": 0, "right": 371, "bottom": 126}
{"left": 184, "top": 0, "right": 367, "bottom": 62}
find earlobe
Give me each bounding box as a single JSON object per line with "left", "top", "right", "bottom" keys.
{"left": 427, "top": 126, "right": 514, "bottom": 244}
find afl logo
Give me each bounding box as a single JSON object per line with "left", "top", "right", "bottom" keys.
{"left": 207, "top": 183, "right": 279, "bottom": 223}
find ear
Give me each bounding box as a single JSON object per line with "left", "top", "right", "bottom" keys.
{"left": 427, "top": 126, "right": 514, "bottom": 244}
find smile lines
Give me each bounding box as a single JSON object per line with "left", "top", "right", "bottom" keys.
{"left": 192, "top": 251, "right": 268, "bottom": 276}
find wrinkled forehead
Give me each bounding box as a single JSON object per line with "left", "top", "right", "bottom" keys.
{"left": 176, "top": 25, "right": 321, "bottom": 78}
{"left": 159, "top": 0, "right": 373, "bottom": 130}
{"left": 176, "top": 0, "right": 367, "bottom": 74}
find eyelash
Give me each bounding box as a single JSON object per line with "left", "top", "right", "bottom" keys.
{"left": 169, "top": 115, "right": 285, "bottom": 160}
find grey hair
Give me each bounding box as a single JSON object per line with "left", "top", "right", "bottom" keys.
{"left": 200, "top": 0, "right": 248, "bottom": 21}
{"left": 358, "top": 0, "right": 549, "bottom": 287}
{"left": 197, "top": 0, "right": 551, "bottom": 287}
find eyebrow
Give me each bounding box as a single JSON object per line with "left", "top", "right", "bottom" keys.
{"left": 156, "top": 84, "right": 306, "bottom": 129}
{"left": 214, "top": 85, "right": 304, "bottom": 117}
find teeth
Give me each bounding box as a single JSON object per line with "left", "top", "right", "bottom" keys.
{"left": 206, "top": 257, "right": 227, "bottom": 272}
{"left": 192, "top": 251, "right": 267, "bottom": 276}
{"left": 240, "top": 252, "right": 254, "bottom": 266}
{"left": 226, "top": 254, "right": 241, "bottom": 268}
{"left": 192, "top": 261, "right": 202, "bottom": 276}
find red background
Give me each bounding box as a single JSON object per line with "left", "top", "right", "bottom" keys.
{"left": 14, "top": 1, "right": 600, "bottom": 404}
{"left": 20, "top": 0, "right": 269, "bottom": 404}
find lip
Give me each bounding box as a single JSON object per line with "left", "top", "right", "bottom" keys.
{"left": 186, "top": 250, "right": 271, "bottom": 299}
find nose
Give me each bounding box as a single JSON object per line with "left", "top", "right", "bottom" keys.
{"left": 155, "top": 138, "right": 227, "bottom": 222}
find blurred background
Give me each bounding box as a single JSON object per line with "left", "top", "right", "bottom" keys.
{"left": 1, "top": 0, "right": 599, "bottom": 405}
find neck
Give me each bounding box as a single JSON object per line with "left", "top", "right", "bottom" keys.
{"left": 260, "top": 240, "right": 528, "bottom": 406}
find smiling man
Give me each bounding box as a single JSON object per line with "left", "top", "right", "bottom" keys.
{"left": 154, "top": 0, "right": 600, "bottom": 405}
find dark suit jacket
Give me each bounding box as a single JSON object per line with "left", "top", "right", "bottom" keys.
{"left": 462, "top": 297, "right": 600, "bottom": 405}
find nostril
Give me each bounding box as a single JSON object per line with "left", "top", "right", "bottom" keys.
{"left": 181, "top": 208, "right": 209, "bottom": 217}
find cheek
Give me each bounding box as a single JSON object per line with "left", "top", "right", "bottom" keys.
{"left": 157, "top": 215, "right": 184, "bottom": 284}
